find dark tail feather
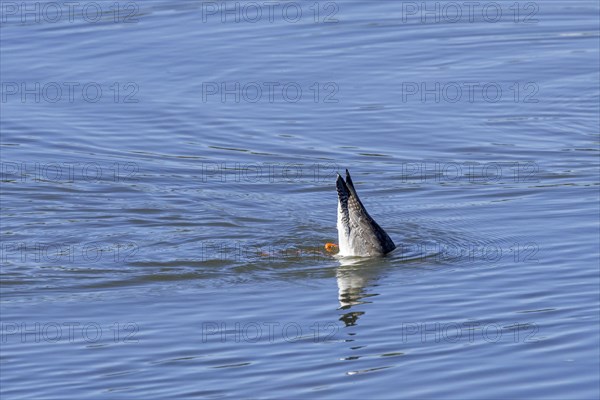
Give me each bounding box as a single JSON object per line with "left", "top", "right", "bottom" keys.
{"left": 336, "top": 173, "right": 349, "bottom": 202}
{"left": 341, "top": 169, "right": 396, "bottom": 255}
{"left": 344, "top": 169, "right": 370, "bottom": 216}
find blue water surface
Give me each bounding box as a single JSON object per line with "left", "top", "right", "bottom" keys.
{"left": 1, "top": 1, "right": 599, "bottom": 398}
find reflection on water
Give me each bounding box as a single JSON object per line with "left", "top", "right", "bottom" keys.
{"left": 335, "top": 249, "right": 430, "bottom": 326}
{"left": 336, "top": 257, "right": 409, "bottom": 376}
{"left": 336, "top": 257, "right": 387, "bottom": 326}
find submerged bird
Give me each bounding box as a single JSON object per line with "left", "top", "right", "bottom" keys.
{"left": 335, "top": 169, "right": 396, "bottom": 257}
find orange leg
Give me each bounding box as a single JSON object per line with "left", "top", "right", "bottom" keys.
{"left": 324, "top": 243, "right": 339, "bottom": 252}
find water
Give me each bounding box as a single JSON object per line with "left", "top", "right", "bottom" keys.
{"left": 1, "top": 0, "right": 599, "bottom": 398}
